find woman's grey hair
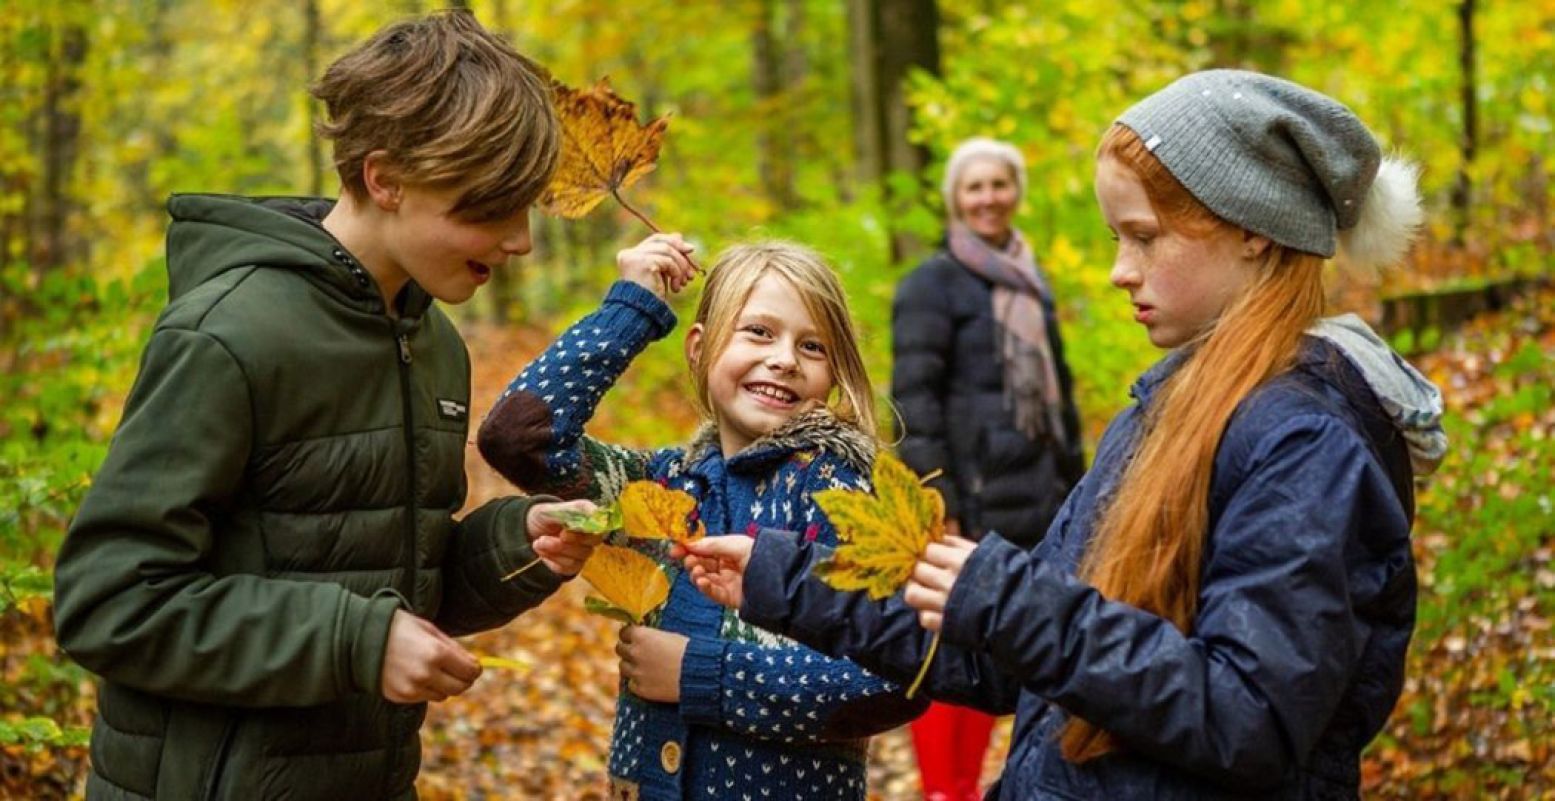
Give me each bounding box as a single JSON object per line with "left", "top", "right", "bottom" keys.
{"left": 941, "top": 137, "right": 1028, "bottom": 220}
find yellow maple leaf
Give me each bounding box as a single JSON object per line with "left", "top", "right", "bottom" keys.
{"left": 579, "top": 544, "right": 670, "bottom": 624}
{"left": 811, "top": 451, "right": 946, "bottom": 699}
{"left": 619, "top": 480, "right": 706, "bottom": 545}
{"left": 540, "top": 78, "right": 668, "bottom": 222}
{"left": 813, "top": 451, "right": 945, "bottom": 601}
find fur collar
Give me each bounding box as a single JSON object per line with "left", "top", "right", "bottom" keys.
{"left": 685, "top": 408, "right": 876, "bottom": 475}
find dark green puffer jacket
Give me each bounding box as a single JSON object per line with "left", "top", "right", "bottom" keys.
{"left": 53, "top": 194, "right": 565, "bottom": 801}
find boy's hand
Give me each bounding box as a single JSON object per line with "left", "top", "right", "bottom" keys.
{"left": 903, "top": 535, "right": 979, "bottom": 632}
{"left": 674, "top": 535, "right": 753, "bottom": 609}
{"left": 616, "top": 625, "right": 688, "bottom": 702}
{"left": 526, "top": 499, "right": 603, "bottom": 576}
{"left": 380, "top": 610, "right": 482, "bottom": 704}
{"left": 617, "top": 233, "right": 697, "bottom": 299}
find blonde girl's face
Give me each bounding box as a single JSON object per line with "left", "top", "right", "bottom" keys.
{"left": 1094, "top": 156, "right": 1258, "bottom": 349}
{"left": 687, "top": 273, "right": 835, "bottom": 456}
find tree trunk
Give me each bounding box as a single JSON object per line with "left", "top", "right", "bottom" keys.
{"left": 1452, "top": 0, "right": 1476, "bottom": 243}
{"left": 848, "top": 0, "right": 940, "bottom": 260}
{"left": 31, "top": 20, "right": 88, "bottom": 275}
{"left": 304, "top": 0, "right": 325, "bottom": 197}
{"left": 752, "top": 0, "right": 798, "bottom": 211}
{"left": 846, "top": 0, "right": 884, "bottom": 189}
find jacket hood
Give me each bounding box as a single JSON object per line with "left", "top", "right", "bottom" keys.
{"left": 1307, "top": 313, "right": 1448, "bottom": 475}
{"left": 164, "top": 194, "right": 430, "bottom": 317}
{"left": 1131, "top": 315, "right": 1448, "bottom": 476}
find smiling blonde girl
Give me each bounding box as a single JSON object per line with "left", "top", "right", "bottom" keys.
{"left": 478, "top": 235, "right": 923, "bottom": 800}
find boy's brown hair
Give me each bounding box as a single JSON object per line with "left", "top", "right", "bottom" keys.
{"left": 312, "top": 10, "right": 560, "bottom": 222}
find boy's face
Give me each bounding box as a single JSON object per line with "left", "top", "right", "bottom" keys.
{"left": 381, "top": 184, "right": 532, "bottom": 304}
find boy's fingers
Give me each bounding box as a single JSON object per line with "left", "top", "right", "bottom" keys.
{"left": 437, "top": 642, "right": 482, "bottom": 683}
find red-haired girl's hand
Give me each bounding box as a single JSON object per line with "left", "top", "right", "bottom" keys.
{"left": 904, "top": 535, "right": 979, "bottom": 632}
{"left": 616, "top": 232, "right": 697, "bottom": 299}
{"left": 673, "top": 535, "right": 753, "bottom": 609}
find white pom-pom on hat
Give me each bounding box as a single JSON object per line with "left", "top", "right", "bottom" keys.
{"left": 1337, "top": 156, "right": 1424, "bottom": 270}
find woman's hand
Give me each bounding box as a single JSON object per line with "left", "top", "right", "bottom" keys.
{"left": 616, "top": 625, "right": 688, "bottom": 702}
{"left": 903, "top": 535, "right": 979, "bottom": 632}
{"left": 616, "top": 232, "right": 697, "bottom": 299}
{"left": 673, "top": 536, "right": 754, "bottom": 609}
{"left": 526, "top": 499, "right": 603, "bottom": 576}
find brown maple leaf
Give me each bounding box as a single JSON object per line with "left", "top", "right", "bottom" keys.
{"left": 540, "top": 77, "right": 669, "bottom": 230}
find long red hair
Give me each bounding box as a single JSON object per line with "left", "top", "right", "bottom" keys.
{"left": 1059, "top": 125, "right": 1327, "bottom": 762}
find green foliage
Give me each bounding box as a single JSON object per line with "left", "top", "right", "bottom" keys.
{"left": 1, "top": 258, "right": 164, "bottom": 574}
{"left": 0, "top": 717, "right": 90, "bottom": 751}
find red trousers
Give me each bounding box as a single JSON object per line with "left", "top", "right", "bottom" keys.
{"left": 910, "top": 701, "right": 995, "bottom": 801}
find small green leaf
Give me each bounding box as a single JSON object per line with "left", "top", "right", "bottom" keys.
{"left": 584, "top": 595, "right": 639, "bottom": 625}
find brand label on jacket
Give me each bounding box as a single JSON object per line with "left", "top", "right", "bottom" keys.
{"left": 437, "top": 398, "right": 469, "bottom": 422}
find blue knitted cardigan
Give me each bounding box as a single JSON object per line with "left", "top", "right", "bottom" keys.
{"left": 478, "top": 281, "right": 927, "bottom": 801}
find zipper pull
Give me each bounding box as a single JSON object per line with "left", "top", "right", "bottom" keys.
{"left": 397, "top": 334, "right": 412, "bottom": 364}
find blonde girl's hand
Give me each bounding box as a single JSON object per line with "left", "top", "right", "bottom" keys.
{"left": 616, "top": 233, "right": 697, "bottom": 299}
{"left": 903, "top": 535, "right": 979, "bottom": 632}
{"left": 526, "top": 499, "right": 603, "bottom": 576}
{"left": 673, "top": 535, "right": 754, "bottom": 609}
{"left": 616, "top": 625, "right": 688, "bottom": 702}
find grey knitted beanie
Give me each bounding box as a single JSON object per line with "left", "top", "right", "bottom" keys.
{"left": 1116, "top": 69, "right": 1422, "bottom": 267}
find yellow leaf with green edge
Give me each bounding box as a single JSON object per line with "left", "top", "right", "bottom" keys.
{"left": 619, "top": 480, "right": 705, "bottom": 544}
{"left": 579, "top": 544, "right": 670, "bottom": 624}
{"left": 813, "top": 451, "right": 945, "bottom": 601}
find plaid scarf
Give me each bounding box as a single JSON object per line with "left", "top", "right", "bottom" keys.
{"left": 947, "top": 222, "right": 1066, "bottom": 446}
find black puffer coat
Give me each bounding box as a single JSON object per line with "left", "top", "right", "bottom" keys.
{"left": 891, "top": 250, "right": 1084, "bottom": 547}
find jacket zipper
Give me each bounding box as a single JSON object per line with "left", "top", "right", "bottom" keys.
{"left": 385, "top": 318, "right": 419, "bottom": 799}
{"left": 332, "top": 246, "right": 419, "bottom": 798}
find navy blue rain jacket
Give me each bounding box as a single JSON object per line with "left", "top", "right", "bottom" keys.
{"left": 740, "top": 339, "right": 1420, "bottom": 800}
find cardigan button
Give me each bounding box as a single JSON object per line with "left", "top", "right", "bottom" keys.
{"left": 660, "top": 740, "right": 682, "bottom": 774}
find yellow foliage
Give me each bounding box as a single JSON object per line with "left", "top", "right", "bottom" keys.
{"left": 618, "top": 480, "right": 705, "bottom": 544}
{"left": 539, "top": 78, "right": 668, "bottom": 219}
{"left": 812, "top": 452, "right": 945, "bottom": 601}
{"left": 579, "top": 544, "right": 670, "bottom": 624}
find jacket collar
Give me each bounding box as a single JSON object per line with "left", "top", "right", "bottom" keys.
{"left": 685, "top": 408, "right": 877, "bottom": 476}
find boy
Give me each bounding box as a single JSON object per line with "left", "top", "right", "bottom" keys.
{"left": 52, "top": 12, "right": 594, "bottom": 799}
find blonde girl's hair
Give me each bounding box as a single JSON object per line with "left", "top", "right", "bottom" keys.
{"left": 686, "top": 242, "right": 878, "bottom": 441}
{"left": 1059, "top": 124, "right": 1327, "bottom": 763}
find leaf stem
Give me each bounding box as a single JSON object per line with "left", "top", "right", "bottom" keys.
{"left": 611, "top": 187, "right": 660, "bottom": 232}
{"left": 907, "top": 630, "right": 941, "bottom": 700}
{"left": 502, "top": 557, "right": 542, "bottom": 582}
{"left": 610, "top": 187, "right": 703, "bottom": 273}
